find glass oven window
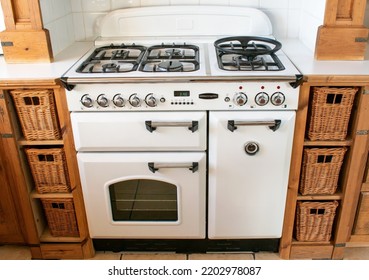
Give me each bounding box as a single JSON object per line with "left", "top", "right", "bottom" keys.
{"left": 109, "top": 179, "right": 178, "bottom": 221}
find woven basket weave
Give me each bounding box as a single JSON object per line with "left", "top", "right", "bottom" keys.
{"left": 41, "top": 198, "right": 79, "bottom": 237}
{"left": 307, "top": 87, "right": 357, "bottom": 141}
{"left": 26, "top": 148, "right": 71, "bottom": 194}
{"left": 10, "top": 89, "right": 61, "bottom": 140}
{"left": 299, "top": 148, "right": 347, "bottom": 195}
{"left": 295, "top": 201, "right": 339, "bottom": 242}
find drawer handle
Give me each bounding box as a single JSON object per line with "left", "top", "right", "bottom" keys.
{"left": 227, "top": 119, "right": 281, "bottom": 132}
{"left": 145, "top": 120, "right": 198, "bottom": 132}
{"left": 148, "top": 162, "right": 199, "bottom": 173}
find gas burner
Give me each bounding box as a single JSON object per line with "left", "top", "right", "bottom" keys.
{"left": 157, "top": 60, "right": 183, "bottom": 72}
{"left": 76, "top": 45, "right": 146, "bottom": 73}
{"left": 214, "top": 36, "right": 285, "bottom": 71}
{"left": 139, "top": 44, "right": 200, "bottom": 72}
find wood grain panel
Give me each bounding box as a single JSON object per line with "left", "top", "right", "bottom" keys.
{"left": 353, "top": 192, "right": 369, "bottom": 234}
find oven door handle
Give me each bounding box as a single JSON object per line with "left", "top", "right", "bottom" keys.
{"left": 145, "top": 120, "right": 198, "bottom": 132}
{"left": 148, "top": 162, "right": 199, "bottom": 173}
{"left": 227, "top": 119, "right": 281, "bottom": 132}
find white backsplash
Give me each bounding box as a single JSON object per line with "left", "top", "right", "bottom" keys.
{"left": 0, "top": 0, "right": 340, "bottom": 55}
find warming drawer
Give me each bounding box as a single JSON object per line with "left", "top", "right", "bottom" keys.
{"left": 70, "top": 111, "right": 207, "bottom": 151}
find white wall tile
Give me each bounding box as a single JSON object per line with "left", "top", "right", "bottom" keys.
{"left": 70, "top": 0, "right": 83, "bottom": 12}
{"left": 200, "top": 0, "right": 229, "bottom": 5}
{"left": 82, "top": 0, "right": 111, "bottom": 12}
{"left": 287, "top": 9, "right": 301, "bottom": 38}
{"left": 83, "top": 13, "right": 108, "bottom": 40}
{"left": 73, "top": 13, "right": 86, "bottom": 41}
{"left": 111, "top": 0, "right": 142, "bottom": 9}
{"left": 289, "top": 0, "right": 302, "bottom": 9}
{"left": 299, "top": 11, "right": 321, "bottom": 51}
{"left": 262, "top": 8, "right": 288, "bottom": 39}
{"left": 170, "top": 0, "right": 200, "bottom": 5}
{"left": 141, "top": 0, "right": 170, "bottom": 6}
{"left": 40, "top": 0, "right": 54, "bottom": 24}
{"left": 302, "top": 0, "right": 326, "bottom": 20}
{"left": 229, "top": 0, "right": 259, "bottom": 7}
{"left": 260, "top": 0, "right": 288, "bottom": 9}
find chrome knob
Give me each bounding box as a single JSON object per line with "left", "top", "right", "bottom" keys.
{"left": 244, "top": 142, "right": 259, "bottom": 156}
{"left": 145, "top": 93, "right": 157, "bottom": 107}
{"left": 255, "top": 92, "right": 269, "bottom": 106}
{"left": 113, "top": 94, "right": 125, "bottom": 107}
{"left": 271, "top": 92, "right": 285, "bottom": 106}
{"left": 97, "top": 94, "right": 109, "bottom": 107}
{"left": 129, "top": 94, "right": 141, "bottom": 107}
{"left": 80, "top": 94, "right": 93, "bottom": 108}
{"left": 234, "top": 93, "right": 247, "bottom": 106}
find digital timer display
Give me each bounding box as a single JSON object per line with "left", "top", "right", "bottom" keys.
{"left": 174, "top": 90, "right": 190, "bottom": 97}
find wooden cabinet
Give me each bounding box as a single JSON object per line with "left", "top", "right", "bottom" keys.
{"left": 0, "top": 0, "right": 53, "bottom": 62}
{"left": 316, "top": 0, "right": 369, "bottom": 60}
{"left": 350, "top": 152, "right": 369, "bottom": 245}
{"left": 280, "top": 77, "right": 369, "bottom": 259}
{"left": 0, "top": 81, "right": 94, "bottom": 259}
{"left": 0, "top": 137, "right": 24, "bottom": 244}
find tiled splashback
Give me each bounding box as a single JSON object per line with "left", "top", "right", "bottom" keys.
{"left": 37, "top": 1, "right": 327, "bottom": 54}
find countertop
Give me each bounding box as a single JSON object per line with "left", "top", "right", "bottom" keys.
{"left": 0, "top": 42, "right": 93, "bottom": 81}
{"left": 1, "top": 40, "right": 369, "bottom": 81}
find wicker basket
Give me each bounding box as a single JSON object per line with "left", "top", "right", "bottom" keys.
{"left": 10, "top": 89, "right": 61, "bottom": 140}
{"left": 300, "top": 147, "right": 347, "bottom": 195}
{"left": 26, "top": 148, "right": 71, "bottom": 194}
{"left": 307, "top": 87, "right": 357, "bottom": 141}
{"left": 41, "top": 198, "right": 79, "bottom": 237}
{"left": 295, "top": 201, "right": 339, "bottom": 242}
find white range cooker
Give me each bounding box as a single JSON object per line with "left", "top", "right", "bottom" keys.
{"left": 62, "top": 6, "right": 301, "bottom": 252}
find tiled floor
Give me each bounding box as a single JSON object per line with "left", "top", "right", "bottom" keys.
{"left": 1, "top": 245, "right": 369, "bottom": 260}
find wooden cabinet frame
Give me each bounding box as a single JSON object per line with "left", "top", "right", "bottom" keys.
{"left": 315, "top": 0, "right": 369, "bottom": 60}
{"left": 0, "top": 80, "right": 94, "bottom": 259}
{"left": 280, "top": 77, "right": 369, "bottom": 259}
{"left": 0, "top": 0, "right": 53, "bottom": 62}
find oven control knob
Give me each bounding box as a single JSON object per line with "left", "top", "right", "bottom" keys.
{"left": 271, "top": 92, "right": 286, "bottom": 106}
{"left": 234, "top": 93, "right": 247, "bottom": 106}
{"left": 145, "top": 93, "right": 157, "bottom": 107}
{"left": 113, "top": 94, "right": 125, "bottom": 107}
{"left": 129, "top": 94, "right": 141, "bottom": 107}
{"left": 255, "top": 92, "right": 269, "bottom": 106}
{"left": 97, "top": 94, "right": 109, "bottom": 107}
{"left": 80, "top": 94, "right": 94, "bottom": 108}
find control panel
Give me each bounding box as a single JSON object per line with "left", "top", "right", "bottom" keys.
{"left": 67, "top": 82, "right": 298, "bottom": 111}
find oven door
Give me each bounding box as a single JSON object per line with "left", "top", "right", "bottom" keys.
{"left": 208, "top": 111, "right": 296, "bottom": 239}
{"left": 77, "top": 152, "right": 206, "bottom": 239}
{"left": 70, "top": 111, "right": 206, "bottom": 151}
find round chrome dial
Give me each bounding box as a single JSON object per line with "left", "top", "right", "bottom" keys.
{"left": 234, "top": 92, "right": 247, "bottom": 106}
{"left": 112, "top": 94, "right": 125, "bottom": 107}
{"left": 255, "top": 92, "right": 269, "bottom": 106}
{"left": 80, "top": 94, "right": 93, "bottom": 108}
{"left": 129, "top": 94, "right": 141, "bottom": 107}
{"left": 145, "top": 93, "right": 157, "bottom": 107}
{"left": 271, "top": 92, "right": 285, "bottom": 106}
{"left": 244, "top": 142, "right": 259, "bottom": 156}
{"left": 96, "top": 94, "right": 109, "bottom": 107}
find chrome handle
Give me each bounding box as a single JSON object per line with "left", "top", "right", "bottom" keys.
{"left": 148, "top": 162, "right": 199, "bottom": 173}
{"left": 145, "top": 121, "right": 198, "bottom": 132}
{"left": 227, "top": 119, "right": 281, "bottom": 132}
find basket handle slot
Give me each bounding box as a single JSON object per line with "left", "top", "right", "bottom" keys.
{"left": 23, "top": 96, "right": 40, "bottom": 106}
{"left": 326, "top": 93, "right": 342, "bottom": 104}
{"left": 51, "top": 203, "right": 65, "bottom": 209}
{"left": 310, "top": 208, "right": 326, "bottom": 215}
{"left": 317, "top": 155, "right": 333, "bottom": 163}
{"left": 38, "top": 154, "right": 55, "bottom": 162}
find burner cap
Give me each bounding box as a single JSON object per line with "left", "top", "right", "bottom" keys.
{"left": 157, "top": 60, "right": 183, "bottom": 72}
{"left": 165, "top": 49, "right": 182, "bottom": 56}
{"left": 102, "top": 63, "right": 120, "bottom": 72}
